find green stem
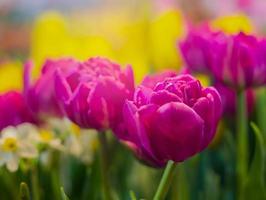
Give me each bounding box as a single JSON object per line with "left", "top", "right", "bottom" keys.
{"left": 98, "top": 131, "right": 112, "bottom": 200}
{"left": 256, "top": 88, "right": 266, "bottom": 145}
{"left": 31, "top": 164, "right": 40, "bottom": 200}
{"left": 153, "top": 160, "right": 177, "bottom": 200}
{"left": 19, "top": 182, "right": 30, "bottom": 200}
{"left": 236, "top": 90, "right": 248, "bottom": 200}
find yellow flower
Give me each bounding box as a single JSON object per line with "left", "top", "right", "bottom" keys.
{"left": 30, "top": 10, "right": 148, "bottom": 82}
{"left": 0, "top": 61, "right": 23, "bottom": 92}
{"left": 149, "top": 9, "right": 185, "bottom": 71}
{"left": 211, "top": 13, "right": 254, "bottom": 34}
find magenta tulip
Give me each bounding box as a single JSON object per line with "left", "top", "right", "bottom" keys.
{"left": 24, "top": 59, "right": 79, "bottom": 120}
{"left": 0, "top": 91, "right": 36, "bottom": 130}
{"left": 141, "top": 70, "right": 177, "bottom": 89}
{"left": 211, "top": 32, "right": 266, "bottom": 89}
{"left": 55, "top": 57, "right": 134, "bottom": 131}
{"left": 121, "top": 74, "right": 222, "bottom": 167}
{"left": 179, "top": 26, "right": 227, "bottom": 74}
{"left": 214, "top": 83, "right": 255, "bottom": 116}
{"left": 180, "top": 29, "right": 266, "bottom": 89}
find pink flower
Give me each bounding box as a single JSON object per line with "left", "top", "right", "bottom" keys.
{"left": 179, "top": 26, "right": 227, "bottom": 74}
{"left": 55, "top": 57, "right": 134, "bottom": 131}
{"left": 180, "top": 29, "right": 266, "bottom": 89}
{"left": 24, "top": 59, "right": 79, "bottom": 120}
{"left": 0, "top": 91, "right": 36, "bottom": 130}
{"left": 214, "top": 83, "right": 255, "bottom": 116}
{"left": 211, "top": 32, "right": 266, "bottom": 89}
{"left": 121, "top": 74, "right": 222, "bottom": 167}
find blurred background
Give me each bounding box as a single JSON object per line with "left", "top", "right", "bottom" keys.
{"left": 1, "top": 0, "right": 266, "bottom": 88}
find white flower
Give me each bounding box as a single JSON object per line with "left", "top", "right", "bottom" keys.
{"left": 65, "top": 123, "right": 98, "bottom": 164}
{"left": 0, "top": 123, "right": 39, "bottom": 172}
{"left": 38, "top": 129, "right": 65, "bottom": 151}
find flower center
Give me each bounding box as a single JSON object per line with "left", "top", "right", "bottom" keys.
{"left": 2, "top": 137, "right": 18, "bottom": 152}
{"left": 70, "top": 123, "right": 81, "bottom": 137}
{"left": 40, "top": 130, "right": 53, "bottom": 142}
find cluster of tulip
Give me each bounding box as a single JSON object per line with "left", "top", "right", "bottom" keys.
{"left": 2, "top": 19, "right": 266, "bottom": 200}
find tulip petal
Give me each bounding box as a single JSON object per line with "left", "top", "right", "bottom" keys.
{"left": 148, "top": 102, "right": 204, "bottom": 162}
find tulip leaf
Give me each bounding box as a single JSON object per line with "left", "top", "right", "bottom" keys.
{"left": 130, "top": 190, "right": 137, "bottom": 200}
{"left": 19, "top": 182, "right": 30, "bottom": 200}
{"left": 243, "top": 122, "right": 266, "bottom": 200}
{"left": 60, "top": 187, "right": 70, "bottom": 200}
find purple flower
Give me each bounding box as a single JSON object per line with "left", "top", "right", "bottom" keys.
{"left": 121, "top": 74, "right": 222, "bottom": 167}
{"left": 181, "top": 29, "right": 266, "bottom": 89}
{"left": 0, "top": 91, "right": 36, "bottom": 130}
{"left": 211, "top": 32, "right": 266, "bottom": 89}
{"left": 24, "top": 59, "right": 79, "bottom": 120}
{"left": 179, "top": 26, "right": 227, "bottom": 74}
{"left": 214, "top": 83, "right": 255, "bottom": 116}
{"left": 55, "top": 57, "right": 134, "bottom": 131}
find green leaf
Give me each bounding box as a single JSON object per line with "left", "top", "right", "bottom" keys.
{"left": 243, "top": 122, "right": 266, "bottom": 200}
{"left": 129, "top": 190, "right": 137, "bottom": 200}
{"left": 60, "top": 187, "right": 70, "bottom": 200}
{"left": 19, "top": 182, "right": 30, "bottom": 200}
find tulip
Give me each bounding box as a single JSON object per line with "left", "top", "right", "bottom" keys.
{"left": 211, "top": 32, "right": 266, "bottom": 89}
{"left": 23, "top": 59, "right": 79, "bottom": 120}
{"left": 214, "top": 83, "right": 255, "bottom": 116}
{"left": 141, "top": 70, "right": 177, "bottom": 89}
{"left": 0, "top": 91, "right": 36, "bottom": 131}
{"left": 180, "top": 29, "right": 266, "bottom": 89}
{"left": 121, "top": 74, "right": 222, "bottom": 167}
{"left": 55, "top": 57, "right": 134, "bottom": 131}
{"left": 179, "top": 26, "right": 227, "bottom": 74}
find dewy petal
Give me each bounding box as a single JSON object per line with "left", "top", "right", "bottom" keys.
{"left": 148, "top": 102, "right": 204, "bottom": 163}
{"left": 6, "top": 153, "right": 19, "bottom": 172}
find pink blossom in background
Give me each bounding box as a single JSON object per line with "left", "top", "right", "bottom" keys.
{"left": 55, "top": 57, "right": 134, "bottom": 132}
{"left": 24, "top": 59, "right": 79, "bottom": 121}
{"left": 0, "top": 91, "right": 36, "bottom": 130}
